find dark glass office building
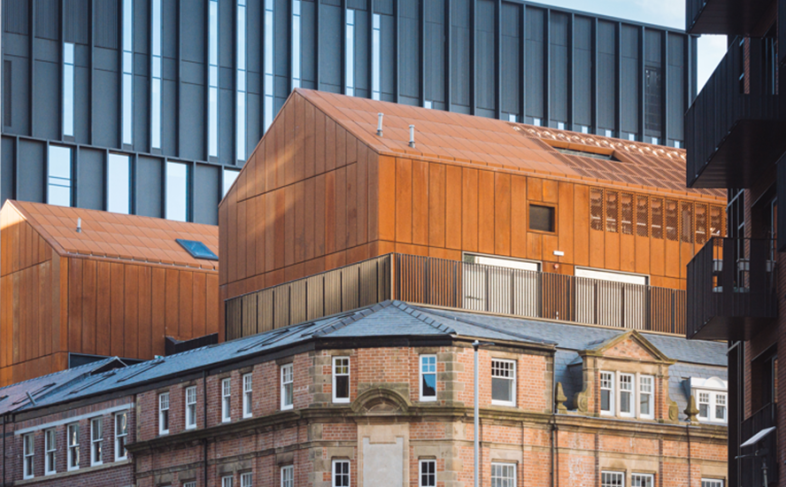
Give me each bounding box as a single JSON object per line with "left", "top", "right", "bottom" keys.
{"left": 1, "top": 0, "right": 696, "bottom": 224}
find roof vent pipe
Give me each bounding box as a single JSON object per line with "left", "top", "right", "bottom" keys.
{"left": 377, "top": 113, "right": 384, "bottom": 136}
{"left": 409, "top": 125, "right": 416, "bottom": 148}
{"left": 76, "top": 218, "right": 82, "bottom": 233}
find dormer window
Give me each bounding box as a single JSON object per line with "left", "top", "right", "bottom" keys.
{"left": 600, "top": 371, "right": 657, "bottom": 420}
{"left": 691, "top": 377, "right": 728, "bottom": 424}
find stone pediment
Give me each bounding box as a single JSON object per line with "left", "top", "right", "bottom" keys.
{"left": 582, "top": 330, "right": 675, "bottom": 364}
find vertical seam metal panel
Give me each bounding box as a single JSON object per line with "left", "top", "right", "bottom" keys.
{"left": 639, "top": 25, "right": 645, "bottom": 141}
{"left": 519, "top": 4, "right": 525, "bottom": 121}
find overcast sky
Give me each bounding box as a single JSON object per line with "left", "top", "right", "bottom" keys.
{"left": 533, "top": 0, "right": 726, "bottom": 92}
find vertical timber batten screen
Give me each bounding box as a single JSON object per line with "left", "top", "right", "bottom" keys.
{"left": 225, "top": 253, "right": 686, "bottom": 340}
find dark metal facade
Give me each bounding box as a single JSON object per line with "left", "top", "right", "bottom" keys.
{"left": 1, "top": 0, "right": 697, "bottom": 224}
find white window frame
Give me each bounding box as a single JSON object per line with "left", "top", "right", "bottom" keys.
{"left": 631, "top": 473, "right": 654, "bottom": 487}
{"left": 23, "top": 433, "right": 34, "bottom": 479}
{"left": 332, "top": 459, "right": 350, "bottom": 487}
{"left": 491, "top": 462, "right": 516, "bottom": 487}
{"left": 601, "top": 471, "right": 625, "bottom": 487}
{"left": 698, "top": 390, "right": 711, "bottom": 420}
{"left": 419, "top": 459, "right": 436, "bottom": 487}
{"left": 618, "top": 373, "right": 634, "bottom": 418}
{"left": 67, "top": 423, "right": 80, "bottom": 471}
{"left": 639, "top": 375, "right": 654, "bottom": 420}
{"left": 243, "top": 373, "right": 253, "bottom": 418}
{"left": 491, "top": 358, "right": 516, "bottom": 407}
{"left": 281, "top": 465, "right": 294, "bottom": 487}
{"left": 701, "top": 480, "right": 724, "bottom": 487}
{"left": 159, "top": 392, "right": 170, "bottom": 435}
{"left": 45, "top": 428, "right": 56, "bottom": 475}
{"left": 115, "top": 412, "right": 128, "bottom": 461}
{"left": 332, "top": 356, "right": 350, "bottom": 404}
{"left": 281, "top": 363, "right": 294, "bottom": 410}
{"left": 241, "top": 472, "right": 253, "bottom": 487}
{"left": 222, "top": 475, "right": 234, "bottom": 487}
{"left": 222, "top": 377, "right": 232, "bottom": 423}
{"left": 419, "top": 355, "right": 437, "bottom": 402}
{"left": 185, "top": 386, "right": 198, "bottom": 429}
{"left": 90, "top": 417, "right": 103, "bottom": 467}
{"left": 715, "top": 392, "right": 727, "bottom": 422}
{"left": 600, "top": 371, "right": 615, "bottom": 416}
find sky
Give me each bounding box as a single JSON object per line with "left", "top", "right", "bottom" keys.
{"left": 533, "top": 0, "right": 726, "bottom": 92}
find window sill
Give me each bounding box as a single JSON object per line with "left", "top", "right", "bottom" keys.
{"left": 16, "top": 459, "right": 133, "bottom": 485}
{"left": 491, "top": 401, "right": 516, "bottom": 408}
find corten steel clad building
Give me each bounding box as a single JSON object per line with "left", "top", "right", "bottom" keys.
{"left": 0, "top": 301, "right": 728, "bottom": 487}
{"left": 1, "top": 0, "right": 696, "bottom": 225}
{"left": 219, "top": 88, "right": 725, "bottom": 342}
{"left": 683, "top": 0, "right": 786, "bottom": 487}
{"left": 0, "top": 200, "right": 220, "bottom": 386}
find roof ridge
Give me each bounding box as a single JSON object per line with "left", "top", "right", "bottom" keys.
{"left": 0, "top": 357, "right": 120, "bottom": 393}
{"left": 310, "top": 301, "right": 395, "bottom": 337}
{"left": 391, "top": 301, "right": 457, "bottom": 334}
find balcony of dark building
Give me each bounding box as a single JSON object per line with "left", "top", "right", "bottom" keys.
{"left": 685, "top": 0, "right": 774, "bottom": 35}
{"left": 225, "top": 253, "right": 688, "bottom": 341}
{"left": 685, "top": 34, "right": 786, "bottom": 189}
{"left": 686, "top": 236, "right": 778, "bottom": 340}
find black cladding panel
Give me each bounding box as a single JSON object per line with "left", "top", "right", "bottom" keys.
{"left": 399, "top": 0, "right": 421, "bottom": 105}
{"left": 194, "top": 164, "right": 220, "bottom": 224}
{"left": 573, "top": 16, "right": 593, "bottom": 127}
{"left": 424, "top": 0, "right": 445, "bottom": 108}
{"left": 549, "top": 11, "right": 569, "bottom": 124}
{"left": 500, "top": 2, "right": 521, "bottom": 117}
{"left": 136, "top": 156, "right": 163, "bottom": 218}
{"left": 1, "top": 137, "right": 15, "bottom": 203}
{"left": 77, "top": 148, "right": 105, "bottom": 210}
{"left": 450, "top": 0, "right": 471, "bottom": 112}
{"left": 476, "top": 0, "right": 496, "bottom": 116}
{"left": 526, "top": 7, "right": 545, "bottom": 119}
{"left": 18, "top": 140, "right": 45, "bottom": 203}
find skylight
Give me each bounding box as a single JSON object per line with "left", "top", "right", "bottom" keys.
{"left": 177, "top": 239, "right": 218, "bottom": 260}
{"left": 555, "top": 148, "right": 616, "bottom": 161}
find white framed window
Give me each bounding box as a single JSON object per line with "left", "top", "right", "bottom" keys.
{"left": 371, "top": 13, "right": 381, "bottom": 100}
{"left": 44, "top": 428, "right": 56, "bottom": 475}
{"left": 115, "top": 412, "right": 128, "bottom": 460}
{"left": 63, "top": 42, "right": 74, "bottom": 137}
{"left": 491, "top": 359, "right": 516, "bottom": 406}
{"left": 223, "top": 168, "right": 240, "bottom": 197}
{"left": 600, "top": 371, "right": 614, "bottom": 415}
{"left": 619, "top": 373, "right": 634, "bottom": 417}
{"left": 243, "top": 373, "right": 253, "bottom": 418}
{"left": 491, "top": 462, "right": 516, "bottom": 487}
{"left": 691, "top": 377, "right": 728, "bottom": 424}
{"left": 332, "top": 459, "right": 350, "bottom": 487}
{"left": 165, "top": 161, "right": 188, "bottom": 222}
{"left": 185, "top": 386, "right": 198, "bottom": 429}
{"left": 159, "top": 392, "right": 170, "bottom": 435}
{"left": 90, "top": 417, "right": 103, "bottom": 466}
{"left": 345, "top": 9, "right": 355, "bottom": 96}
{"left": 698, "top": 391, "right": 710, "bottom": 420}
{"left": 639, "top": 375, "right": 654, "bottom": 419}
{"left": 281, "top": 363, "right": 294, "bottom": 410}
{"left": 716, "top": 393, "right": 727, "bottom": 422}
{"left": 122, "top": 0, "right": 134, "bottom": 145}
{"left": 420, "top": 355, "right": 437, "bottom": 401}
{"left": 222, "top": 378, "right": 232, "bottom": 422}
{"left": 241, "top": 472, "right": 253, "bottom": 487}
{"left": 222, "top": 476, "right": 234, "bottom": 487}
{"left": 107, "top": 153, "right": 131, "bottom": 214}
{"left": 601, "top": 471, "right": 624, "bottom": 487}
{"left": 419, "top": 459, "right": 436, "bottom": 486}
{"left": 333, "top": 357, "right": 350, "bottom": 403}
{"left": 151, "top": 0, "right": 162, "bottom": 149}
{"left": 631, "top": 473, "right": 653, "bottom": 487}
{"left": 701, "top": 480, "right": 724, "bottom": 487}
{"left": 23, "top": 433, "right": 34, "bottom": 479}
{"left": 236, "top": 0, "right": 247, "bottom": 160}
{"left": 48, "top": 145, "right": 72, "bottom": 207}
{"left": 208, "top": 0, "right": 219, "bottom": 154}
{"left": 67, "top": 423, "right": 80, "bottom": 471}
{"left": 281, "top": 465, "right": 294, "bottom": 487}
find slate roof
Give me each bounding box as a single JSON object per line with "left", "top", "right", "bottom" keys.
{"left": 2, "top": 200, "right": 219, "bottom": 270}
{"left": 1, "top": 301, "right": 726, "bottom": 421}
{"left": 295, "top": 89, "right": 725, "bottom": 199}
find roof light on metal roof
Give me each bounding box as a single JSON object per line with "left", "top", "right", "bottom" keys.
{"left": 377, "top": 112, "right": 384, "bottom": 136}
{"left": 176, "top": 239, "right": 218, "bottom": 261}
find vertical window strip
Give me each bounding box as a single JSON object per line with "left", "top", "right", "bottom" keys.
{"left": 209, "top": 0, "right": 219, "bottom": 156}
{"left": 48, "top": 145, "right": 72, "bottom": 207}
{"left": 107, "top": 153, "right": 130, "bottom": 214}
{"left": 605, "top": 191, "right": 618, "bottom": 233}
{"left": 636, "top": 195, "right": 649, "bottom": 237}
{"left": 372, "top": 14, "right": 381, "bottom": 100}
{"left": 665, "top": 199, "right": 679, "bottom": 241}
{"left": 224, "top": 168, "right": 240, "bottom": 197}
{"left": 420, "top": 355, "right": 437, "bottom": 401}
{"left": 151, "top": 0, "right": 162, "bottom": 149}
{"left": 243, "top": 373, "right": 253, "bottom": 418}
{"left": 620, "top": 193, "right": 633, "bottom": 235}
{"left": 590, "top": 188, "right": 603, "bottom": 231}
{"left": 237, "top": 0, "right": 247, "bottom": 160}
{"left": 651, "top": 197, "right": 664, "bottom": 239}
{"left": 292, "top": 0, "right": 301, "bottom": 88}
{"left": 264, "top": 0, "right": 274, "bottom": 131}
{"left": 122, "top": 0, "right": 133, "bottom": 145}
{"left": 281, "top": 363, "right": 294, "bottom": 410}
{"left": 63, "top": 43, "right": 74, "bottom": 137}
{"left": 681, "top": 201, "right": 694, "bottom": 243}
{"left": 345, "top": 10, "right": 355, "bottom": 96}
{"left": 165, "top": 161, "right": 188, "bottom": 222}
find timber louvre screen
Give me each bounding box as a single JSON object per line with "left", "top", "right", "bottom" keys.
{"left": 225, "top": 253, "right": 687, "bottom": 340}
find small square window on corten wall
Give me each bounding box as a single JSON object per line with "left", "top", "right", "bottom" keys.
{"left": 529, "top": 205, "right": 555, "bottom": 232}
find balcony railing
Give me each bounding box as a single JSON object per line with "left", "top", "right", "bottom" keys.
{"left": 686, "top": 238, "right": 778, "bottom": 340}
{"left": 740, "top": 402, "right": 778, "bottom": 486}
{"left": 225, "top": 254, "right": 687, "bottom": 341}
{"left": 685, "top": 36, "right": 785, "bottom": 188}
{"left": 685, "top": 0, "right": 773, "bottom": 35}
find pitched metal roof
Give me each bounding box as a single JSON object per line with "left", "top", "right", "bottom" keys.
{"left": 3, "top": 200, "right": 219, "bottom": 270}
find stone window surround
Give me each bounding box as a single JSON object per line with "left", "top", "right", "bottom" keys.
{"left": 600, "top": 370, "right": 657, "bottom": 420}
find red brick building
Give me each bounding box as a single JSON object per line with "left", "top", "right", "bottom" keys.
{"left": 0, "top": 301, "right": 726, "bottom": 486}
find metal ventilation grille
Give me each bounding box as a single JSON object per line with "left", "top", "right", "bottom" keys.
{"left": 651, "top": 198, "right": 663, "bottom": 239}
{"left": 695, "top": 204, "right": 708, "bottom": 246}
{"left": 680, "top": 202, "right": 693, "bottom": 243}
{"left": 636, "top": 195, "right": 649, "bottom": 237}
{"left": 620, "top": 193, "right": 633, "bottom": 235}
{"left": 606, "top": 191, "right": 618, "bottom": 233}
{"left": 590, "top": 188, "right": 603, "bottom": 231}
{"left": 665, "top": 199, "right": 679, "bottom": 241}
{"left": 710, "top": 205, "right": 724, "bottom": 237}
